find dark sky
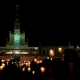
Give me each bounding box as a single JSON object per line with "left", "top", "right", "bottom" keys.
{"left": 0, "top": 2, "right": 80, "bottom": 46}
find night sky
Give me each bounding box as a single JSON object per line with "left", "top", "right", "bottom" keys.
{"left": 0, "top": 2, "right": 80, "bottom": 46}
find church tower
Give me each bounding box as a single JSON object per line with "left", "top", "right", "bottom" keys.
{"left": 14, "top": 5, "right": 20, "bottom": 33}
{"left": 6, "top": 5, "right": 28, "bottom": 48}
{"left": 14, "top": 5, "right": 20, "bottom": 45}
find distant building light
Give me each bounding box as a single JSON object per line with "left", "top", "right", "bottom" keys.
{"left": 15, "top": 51, "right": 18, "bottom": 54}
{"left": 76, "top": 45, "right": 79, "bottom": 49}
{"left": 35, "top": 47, "right": 38, "bottom": 49}
{"left": 58, "top": 47, "right": 62, "bottom": 53}
{"left": 49, "top": 49, "right": 55, "bottom": 57}
{"left": 11, "top": 51, "right": 12, "bottom": 53}
{"left": 21, "top": 52, "right": 28, "bottom": 54}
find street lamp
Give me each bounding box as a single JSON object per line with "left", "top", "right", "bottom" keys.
{"left": 49, "top": 49, "right": 55, "bottom": 57}
{"left": 58, "top": 47, "right": 62, "bottom": 53}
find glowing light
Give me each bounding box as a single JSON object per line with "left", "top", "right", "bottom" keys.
{"left": 77, "top": 45, "right": 79, "bottom": 49}
{"left": 37, "top": 61, "right": 39, "bottom": 64}
{"left": 1, "top": 60, "right": 5, "bottom": 63}
{"left": 11, "top": 51, "right": 12, "bottom": 53}
{"left": 5, "top": 52, "right": 13, "bottom": 54}
{"left": 37, "top": 60, "right": 42, "bottom": 64}
{"left": 15, "top": 51, "right": 18, "bottom": 54}
{"left": 49, "top": 49, "right": 55, "bottom": 57}
{"left": 40, "top": 67, "right": 46, "bottom": 73}
{"left": 58, "top": 47, "right": 62, "bottom": 53}
{"left": 2, "top": 63, "right": 5, "bottom": 67}
{"left": 39, "top": 60, "right": 42, "bottom": 63}
{"left": 34, "top": 58, "right": 37, "bottom": 63}
{"left": 25, "top": 63, "right": 30, "bottom": 67}
{"left": 6, "top": 62, "right": 9, "bottom": 66}
{"left": 35, "top": 47, "right": 38, "bottom": 49}
{"left": 32, "top": 71, "right": 35, "bottom": 75}
{"left": 27, "top": 67, "right": 31, "bottom": 72}
{"left": 47, "top": 57, "right": 49, "bottom": 59}
{"left": 0, "top": 66, "right": 4, "bottom": 70}
{"left": 50, "top": 58, "right": 53, "bottom": 60}
{"left": 27, "top": 61, "right": 31, "bottom": 66}
{"left": 12, "top": 62, "right": 14, "bottom": 64}
{"left": 21, "top": 52, "right": 28, "bottom": 54}
{"left": 22, "top": 67, "right": 25, "bottom": 72}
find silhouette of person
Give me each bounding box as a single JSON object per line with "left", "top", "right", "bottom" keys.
{"left": 64, "top": 49, "right": 80, "bottom": 80}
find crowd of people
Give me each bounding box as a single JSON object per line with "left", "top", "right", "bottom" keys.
{"left": 0, "top": 49, "right": 80, "bottom": 80}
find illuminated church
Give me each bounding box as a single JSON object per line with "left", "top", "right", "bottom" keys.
{"left": 0, "top": 5, "right": 76, "bottom": 58}
{"left": 0, "top": 5, "right": 38, "bottom": 55}
{"left": 6, "top": 5, "right": 28, "bottom": 49}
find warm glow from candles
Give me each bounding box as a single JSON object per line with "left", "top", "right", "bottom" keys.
{"left": 12, "top": 62, "right": 14, "bottom": 64}
{"left": 27, "top": 67, "right": 31, "bottom": 72}
{"left": 6, "top": 62, "right": 9, "bottom": 66}
{"left": 27, "top": 61, "right": 30, "bottom": 67}
{"left": 47, "top": 57, "right": 49, "bottom": 59}
{"left": 40, "top": 67, "right": 46, "bottom": 73}
{"left": 32, "top": 71, "right": 35, "bottom": 75}
{"left": 22, "top": 67, "right": 25, "bottom": 72}
{"left": 2, "top": 63, "right": 5, "bottom": 67}
{"left": 50, "top": 58, "right": 53, "bottom": 60}
{"left": 39, "top": 60, "right": 42, "bottom": 63}
{"left": 0, "top": 66, "right": 4, "bottom": 70}
{"left": 34, "top": 58, "right": 37, "bottom": 63}
{"left": 25, "top": 62, "right": 30, "bottom": 67}
{"left": 37, "top": 61, "right": 39, "bottom": 64}
{"left": 1, "top": 59, "right": 5, "bottom": 63}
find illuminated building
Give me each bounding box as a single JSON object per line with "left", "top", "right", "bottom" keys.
{"left": 0, "top": 5, "right": 38, "bottom": 56}
{"left": 0, "top": 5, "right": 75, "bottom": 61}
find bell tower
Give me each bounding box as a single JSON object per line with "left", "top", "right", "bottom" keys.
{"left": 14, "top": 5, "right": 20, "bottom": 34}
{"left": 6, "top": 5, "right": 28, "bottom": 48}
{"left": 14, "top": 5, "right": 20, "bottom": 45}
